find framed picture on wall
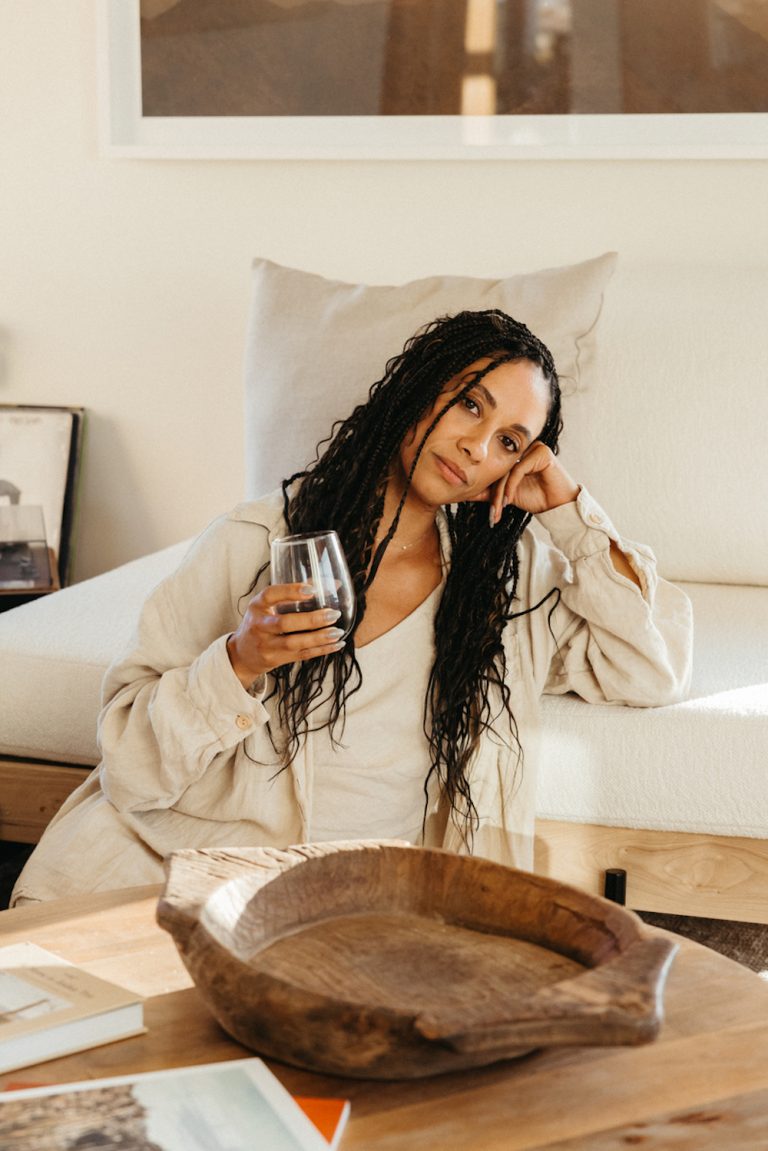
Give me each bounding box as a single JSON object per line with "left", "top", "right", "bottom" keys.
{"left": 0, "top": 405, "right": 86, "bottom": 592}
{"left": 98, "top": 0, "right": 768, "bottom": 159}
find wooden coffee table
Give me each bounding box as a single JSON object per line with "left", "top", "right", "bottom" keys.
{"left": 2, "top": 885, "right": 768, "bottom": 1148}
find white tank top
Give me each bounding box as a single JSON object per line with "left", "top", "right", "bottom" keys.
{"left": 308, "top": 583, "right": 446, "bottom": 847}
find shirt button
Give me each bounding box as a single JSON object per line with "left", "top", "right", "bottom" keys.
{"left": 588, "top": 512, "right": 603, "bottom": 525}
{"left": 235, "top": 714, "right": 252, "bottom": 730}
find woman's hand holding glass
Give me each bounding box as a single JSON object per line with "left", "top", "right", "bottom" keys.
{"left": 227, "top": 530, "right": 355, "bottom": 689}
{"left": 227, "top": 583, "right": 347, "bottom": 687}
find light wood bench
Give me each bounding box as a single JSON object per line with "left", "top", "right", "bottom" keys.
{"left": 535, "top": 820, "right": 768, "bottom": 926}
{"left": 3, "top": 757, "right": 767, "bottom": 925}
{"left": 0, "top": 758, "right": 90, "bottom": 843}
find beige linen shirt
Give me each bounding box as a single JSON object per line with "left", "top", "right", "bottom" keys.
{"left": 12, "top": 488, "right": 692, "bottom": 904}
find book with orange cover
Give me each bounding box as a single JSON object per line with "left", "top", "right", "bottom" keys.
{"left": 0, "top": 1059, "right": 332, "bottom": 1150}
{"left": 295, "top": 1095, "right": 351, "bottom": 1148}
{"left": 5, "top": 1081, "right": 351, "bottom": 1147}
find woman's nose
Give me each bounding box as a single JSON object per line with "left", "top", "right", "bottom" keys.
{"left": 458, "top": 433, "right": 488, "bottom": 461}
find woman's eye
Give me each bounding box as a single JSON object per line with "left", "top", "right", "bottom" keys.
{"left": 462, "top": 396, "right": 480, "bottom": 414}
{"left": 500, "top": 435, "right": 519, "bottom": 453}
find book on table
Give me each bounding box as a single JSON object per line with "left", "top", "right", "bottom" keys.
{"left": 295, "top": 1096, "right": 351, "bottom": 1149}
{"left": 0, "top": 1058, "right": 344, "bottom": 1150}
{"left": 0, "top": 942, "right": 145, "bottom": 1074}
{"left": 4, "top": 1083, "right": 351, "bottom": 1149}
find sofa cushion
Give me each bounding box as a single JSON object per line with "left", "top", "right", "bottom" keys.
{"left": 243, "top": 252, "right": 617, "bottom": 499}
{"left": 537, "top": 582, "right": 768, "bottom": 838}
{"left": 0, "top": 541, "right": 190, "bottom": 765}
{"left": 2, "top": 544, "right": 766, "bottom": 842}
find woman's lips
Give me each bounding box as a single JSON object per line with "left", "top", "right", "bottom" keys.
{"left": 434, "top": 454, "right": 468, "bottom": 486}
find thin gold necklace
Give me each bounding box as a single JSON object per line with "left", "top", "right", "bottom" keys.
{"left": 378, "top": 524, "right": 437, "bottom": 552}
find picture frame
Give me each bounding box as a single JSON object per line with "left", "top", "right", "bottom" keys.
{"left": 0, "top": 405, "right": 86, "bottom": 594}
{"left": 97, "top": 0, "right": 768, "bottom": 161}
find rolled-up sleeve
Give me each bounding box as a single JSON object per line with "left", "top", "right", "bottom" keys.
{"left": 99, "top": 507, "right": 275, "bottom": 813}
{"left": 519, "top": 488, "right": 693, "bottom": 708}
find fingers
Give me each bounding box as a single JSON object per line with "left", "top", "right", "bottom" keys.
{"left": 254, "top": 581, "right": 343, "bottom": 636}
{"left": 229, "top": 617, "right": 346, "bottom": 683}
{"left": 487, "top": 449, "right": 538, "bottom": 526}
{"left": 228, "top": 585, "right": 347, "bottom": 683}
{"left": 498, "top": 445, "right": 580, "bottom": 517}
{"left": 487, "top": 476, "right": 505, "bottom": 528}
{"left": 265, "top": 603, "right": 342, "bottom": 636}
{"left": 488, "top": 445, "right": 549, "bottom": 526}
{"left": 251, "top": 601, "right": 345, "bottom": 655}
{"left": 500, "top": 445, "right": 542, "bottom": 504}
{"left": 266, "top": 613, "right": 345, "bottom": 647}
{"left": 289, "top": 631, "right": 347, "bottom": 663}
{"left": 257, "top": 581, "right": 316, "bottom": 611}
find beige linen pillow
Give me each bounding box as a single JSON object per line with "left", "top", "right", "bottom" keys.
{"left": 243, "top": 253, "right": 617, "bottom": 498}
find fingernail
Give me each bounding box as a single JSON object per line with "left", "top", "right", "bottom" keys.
{"left": 322, "top": 609, "right": 341, "bottom": 623}
{"left": 488, "top": 507, "right": 496, "bottom": 528}
{"left": 300, "top": 584, "right": 315, "bottom": 596}
{"left": 328, "top": 628, "right": 345, "bottom": 640}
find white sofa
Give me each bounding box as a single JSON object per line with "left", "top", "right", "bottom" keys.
{"left": 1, "top": 254, "right": 766, "bottom": 921}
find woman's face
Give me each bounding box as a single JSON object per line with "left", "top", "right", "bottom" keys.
{"left": 397, "top": 356, "right": 551, "bottom": 509}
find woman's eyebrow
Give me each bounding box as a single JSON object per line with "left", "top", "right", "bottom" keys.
{"left": 472, "top": 380, "right": 498, "bottom": 408}
{"left": 469, "top": 381, "right": 534, "bottom": 443}
{"left": 506, "top": 422, "right": 534, "bottom": 445}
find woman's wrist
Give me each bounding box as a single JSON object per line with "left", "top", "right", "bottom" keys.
{"left": 226, "top": 633, "right": 267, "bottom": 690}
{"left": 540, "top": 480, "right": 580, "bottom": 511}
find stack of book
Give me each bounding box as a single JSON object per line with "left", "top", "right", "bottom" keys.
{"left": 0, "top": 943, "right": 350, "bottom": 1149}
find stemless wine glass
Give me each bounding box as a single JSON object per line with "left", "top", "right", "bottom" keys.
{"left": 270, "top": 530, "right": 356, "bottom": 637}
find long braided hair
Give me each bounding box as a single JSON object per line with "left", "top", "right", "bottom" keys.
{"left": 266, "top": 309, "right": 562, "bottom": 845}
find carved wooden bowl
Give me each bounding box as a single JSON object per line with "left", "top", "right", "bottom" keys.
{"left": 156, "top": 841, "right": 677, "bottom": 1080}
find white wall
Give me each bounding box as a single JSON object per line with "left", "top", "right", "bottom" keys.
{"left": 2, "top": 0, "right": 767, "bottom": 580}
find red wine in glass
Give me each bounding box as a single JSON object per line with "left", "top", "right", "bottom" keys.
{"left": 270, "top": 531, "right": 355, "bottom": 636}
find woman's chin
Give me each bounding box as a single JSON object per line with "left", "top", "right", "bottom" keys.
{"left": 450, "top": 491, "right": 488, "bottom": 506}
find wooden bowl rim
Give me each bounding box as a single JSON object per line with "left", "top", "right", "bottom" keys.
{"left": 157, "top": 841, "right": 678, "bottom": 1055}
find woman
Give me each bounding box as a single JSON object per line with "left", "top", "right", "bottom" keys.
{"left": 12, "top": 310, "right": 692, "bottom": 904}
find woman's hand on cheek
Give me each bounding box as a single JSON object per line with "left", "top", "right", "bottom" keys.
{"left": 498, "top": 443, "right": 580, "bottom": 518}
{"left": 463, "top": 475, "right": 506, "bottom": 525}
{"left": 466, "top": 444, "right": 580, "bottom": 523}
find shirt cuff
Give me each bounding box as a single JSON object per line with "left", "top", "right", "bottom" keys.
{"left": 187, "top": 634, "right": 270, "bottom": 739}
{"left": 535, "top": 487, "right": 618, "bottom": 560}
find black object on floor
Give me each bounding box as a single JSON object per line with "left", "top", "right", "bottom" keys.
{"left": 0, "top": 840, "right": 34, "bottom": 910}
